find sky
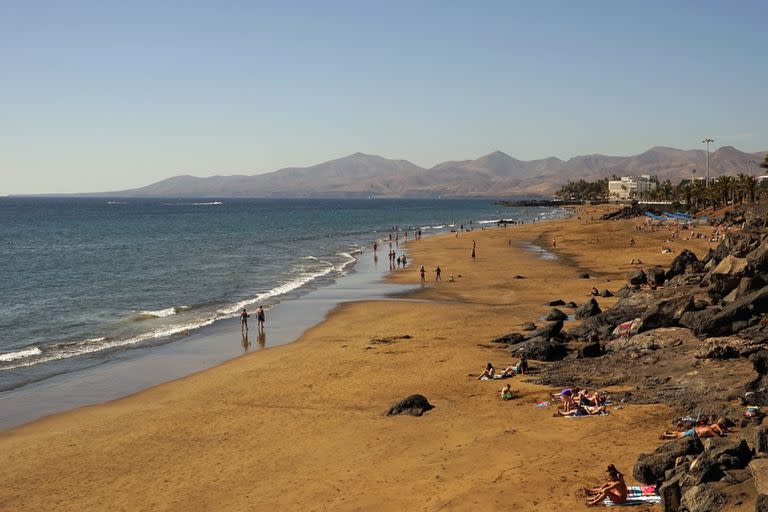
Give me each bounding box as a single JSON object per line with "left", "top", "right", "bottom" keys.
{"left": 2, "top": 1, "right": 766, "bottom": 194}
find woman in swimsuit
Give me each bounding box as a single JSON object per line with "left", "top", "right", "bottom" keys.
{"left": 584, "top": 464, "right": 628, "bottom": 506}
{"left": 477, "top": 363, "right": 495, "bottom": 380}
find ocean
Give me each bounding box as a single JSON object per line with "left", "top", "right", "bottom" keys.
{"left": 0, "top": 197, "right": 565, "bottom": 398}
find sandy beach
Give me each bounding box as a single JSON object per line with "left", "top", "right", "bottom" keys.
{"left": 0, "top": 208, "right": 732, "bottom": 511}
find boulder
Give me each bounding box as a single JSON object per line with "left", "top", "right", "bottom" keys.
{"left": 528, "top": 321, "right": 564, "bottom": 341}
{"left": 724, "top": 276, "right": 767, "bottom": 304}
{"left": 521, "top": 322, "right": 537, "bottom": 332}
{"left": 706, "top": 273, "right": 742, "bottom": 301}
{"left": 659, "top": 474, "right": 682, "bottom": 512}
{"left": 599, "top": 289, "right": 614, "bottom": 297}
{"left": 755, "top": 426, "right": 768, "bottom": 456}
{"left": 682, "top": 453, "right": 723, "bottom": 487}
{"left": 513, "top": 275, "right": 526, "bottom": 279}
{"left": 615, "top": 286, "right": 633, "bottom": 299}
{"left": 646, "top": 266, "right": 667, "bottom": 286}
{"left": 578, "top": 272, "right": 591, "bottom": 279}
{"left": 666, "top": 249, "right": 699, "bottom": 280}
{"left": 547, "top": 299, "right": 566, "bottom": 306}
{"left": 490, "top": 332, "right": 525, "bottom": 344}
{"left": 721, "top": 230, "right": 756, "bottom": 257}
{"left": 639, "top": 296, "right": 695, "bottom": 332}
{"left": 702, "top": 437, "right": 752, "bottom": 469}
{"left": 628, "top": 269, "right": 647, "bottom": 285}
{"left": 575, "top": 298, "right": 602, "bottom": 320}
{"left": 712, "top": 255, "right": 749, "bottom": 277}
{"left": 679, "top": 484, "right": 725, "bottom": 512}
{"left": 544, "top": 308, "right": 568, "bottom": 321}
{"left": 607, "top": 328, "right": 688, "bottom": 353}
{"left": 748, "top": 243, "right": 768, "bottom": 273}
{"left": 577, "top": 341, "right": 603, "bottom": 358}
{"left": 386, "top": 394, "right": 434, "bottom": 416}
{"left": 695, "top": 336, "right": 768, "bottom": 359}
{"left": 567, "top": 302, "right": 647, "bottom": 339}
{"left": 681, "top": 288, "right": 768, "bottom": 336}
{"left": 565, "top": 301, "right": 578, "bottom": 308}
{"left": 517, "top": 337, "right": 567, "bottom": 361}
{"left": 633, "top": 437, "right": 703, "bottom": 485}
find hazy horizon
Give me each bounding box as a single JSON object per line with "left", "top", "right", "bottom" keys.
{"left": 3, "top": 1, "right": 766, "bottom": 194}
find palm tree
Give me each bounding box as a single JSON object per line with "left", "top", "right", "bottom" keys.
{"left": 714, "top": 175, "right": 734, "bottom": 207}
{"left": 743, "top": 175, "right": 759, "bottom": 204}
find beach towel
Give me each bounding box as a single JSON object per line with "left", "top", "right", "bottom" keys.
{"left": 604, "top": 485, "right": 660, "bottom": 506}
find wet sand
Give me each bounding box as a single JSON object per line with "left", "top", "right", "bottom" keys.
{"left": 0, "top": 206, "right": 719, "bottom": 511}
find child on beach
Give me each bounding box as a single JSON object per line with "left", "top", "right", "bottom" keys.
{"left": 500, "top": 384, "right": 514, "bottom": 401}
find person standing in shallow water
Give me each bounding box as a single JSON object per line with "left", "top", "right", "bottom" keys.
{"left": 435, "top": 266, "right": 441, "bottom": 281}
{"left": 256, "top": 306, "right": 265, "bottom": 332}
{"left": 240, "top": 308, "right": 249, "bottom": 332}
{"left": 420, "top": 265, "right": 426, "bottom": 283}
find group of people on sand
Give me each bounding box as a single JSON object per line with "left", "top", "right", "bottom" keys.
{"left": 475, "top": 357, "right": 528, "bottom": 381}
{"left": 554, "top": 387, "right": 608, "bottom": 416}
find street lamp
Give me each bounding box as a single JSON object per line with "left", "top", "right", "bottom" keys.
{"left": 702, "top": 138, "right": 714, "bottom": 187}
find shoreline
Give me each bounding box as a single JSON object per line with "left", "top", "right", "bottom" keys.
{"left": 0, "top": 205, "right": 707, "bottom": 511}
{"left": 0, "top": 244, "right": 415, "bottom": 431}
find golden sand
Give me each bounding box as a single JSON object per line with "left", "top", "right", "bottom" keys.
{"left": 0, "top": 207, "right": 723, "bottom": 511}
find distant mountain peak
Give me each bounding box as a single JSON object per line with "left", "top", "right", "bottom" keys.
{"left": 106, "top": 145, "right": 768, "bottom": 199}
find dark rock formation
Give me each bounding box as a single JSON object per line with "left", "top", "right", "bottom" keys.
{"left": 516, "top": 337, "right": 567, "bottom": 361}
{"left": 633, "top": 437, "right": 703, "bottom": 485}
{"left": 628, "top": 269, "right": 647, "bottom": 285}
{"left": 490, "top": 332, "right": 525, "bottom": 344}
{"left": 639, "top": 296, "right": 695, "bottom": 332}
{"left": 575, "top": 298, "right": 602, "bottom": 320}
{"left": 386, "top": 394, "right": 434, "bottom": 416}
{"left": 544, "top": 308, "right": 568, "bottom": 321}
{"left": 521, "top": 322, "right": 537, "bottom": 331}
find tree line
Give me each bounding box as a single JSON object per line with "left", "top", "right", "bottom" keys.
{"left": 555, "top": 154, "right": 768, "bottom": 208}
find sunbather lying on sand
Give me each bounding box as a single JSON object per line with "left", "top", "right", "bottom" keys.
{"left": 659, "top": 423, "right": 726, "bottom": 440}
{"left": 583, "top": 464, "right": 627, "bottom": 506}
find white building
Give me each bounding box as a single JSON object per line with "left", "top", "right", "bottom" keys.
{"left": 608, "top": 175, "right": 656, "bottom": 200}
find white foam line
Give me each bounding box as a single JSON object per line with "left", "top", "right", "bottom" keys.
{"left": 0, "top": 347, "right": 42, "bottom": 362}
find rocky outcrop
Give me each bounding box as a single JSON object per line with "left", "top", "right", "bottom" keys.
{"left": 639, "top": 296, "right": 695, "bottom": 332}
{"left": 386, "top": 394, "right": 434, "bottom": 416}
{"left": 575, "top": 298, "right": 601, "bottom": 320}
{"left": 633, "top": 437, "right": 703, "bottom": 485}
{"left": 515, "top": 337, "right": 567, "bottom": 361}
{"left": 544, "top": 308, "right": 568, "bottom": 321}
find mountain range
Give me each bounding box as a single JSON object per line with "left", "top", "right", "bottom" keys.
{"left": 109, "top": 146, "right": 768, "bottom": 198}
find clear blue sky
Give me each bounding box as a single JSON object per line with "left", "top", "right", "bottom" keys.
{"left": 2, "top": 1, "right": 766, "bottom": 193}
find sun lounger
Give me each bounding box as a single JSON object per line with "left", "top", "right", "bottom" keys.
{"left": 604, "top": 485, "right": 660, "bottom": 506}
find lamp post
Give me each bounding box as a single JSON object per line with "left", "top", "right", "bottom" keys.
{"left": 702, "top": 138, "right": 714, "bottom": 187}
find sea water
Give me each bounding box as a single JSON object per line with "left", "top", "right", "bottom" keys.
{"left": 0, "top": 197, "right": 566, "bottom": 393}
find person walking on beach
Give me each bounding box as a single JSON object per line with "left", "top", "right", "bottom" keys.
{"left": 240, "top": 308, "right": 249, "bottom": 332}
{"left": 435, "top": 265, "right": 441, "bottom": 281}
{"left": 256, "top": 306, "right": 265, "bottom": 332}
{"left": 420, "top": 265, "right": 426, "bottom": 283}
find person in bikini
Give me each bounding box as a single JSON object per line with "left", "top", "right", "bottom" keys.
{"left": 583, "top": 464, "right": 628, "bottom": 506}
